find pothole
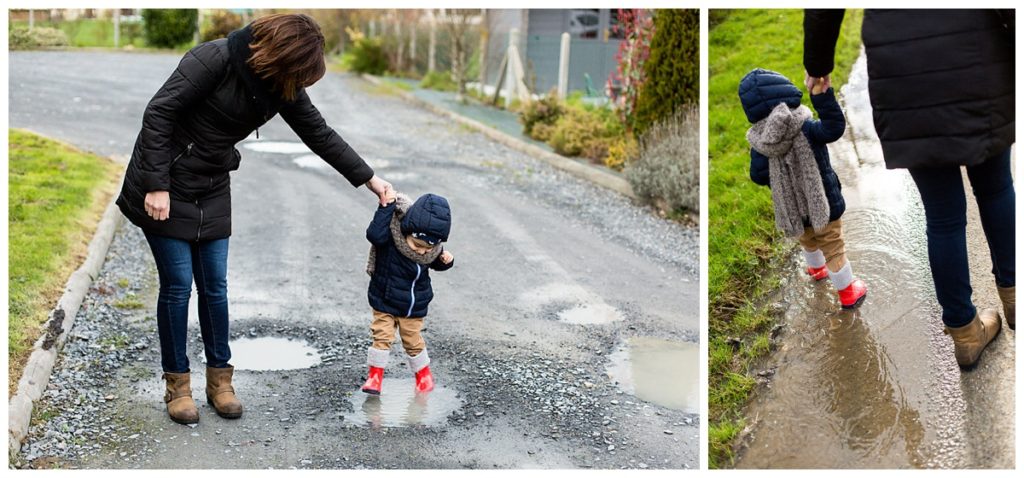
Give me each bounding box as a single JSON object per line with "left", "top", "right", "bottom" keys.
{"left": 240, "top": 141, "right": 311, "bottom": 154}
{"left": 227, "top": 337, "right": 321, "bottom": 371}
{"left": 344, "top": 378, "right": 462, "bottom": 428}
{"left": 605, "top": 337, "right": 698, "bottom": 412}
{"left": 292, "top": 154, "right": 329, "bottom": 169}
{"left": 558, "top": 303, "right": 622, "bottom": 324}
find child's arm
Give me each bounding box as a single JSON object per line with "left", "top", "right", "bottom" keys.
{"left": 366, "top": 201, "right": 397, "bottom": 246}
{"left": 749, "top": 148, "right": 771, "bottom": 186}
{"left": 806, "top": 88, "right": 846, "bottom": 144}
{"left": 430, "top": 249, "right": 454, "bottom": 271}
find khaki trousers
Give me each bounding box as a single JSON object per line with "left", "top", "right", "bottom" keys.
{"left": 370, "top": 309, "right": 426, "bottom": 356}
{"left": 799, "top": 219, "right": 847, "bottom": 272}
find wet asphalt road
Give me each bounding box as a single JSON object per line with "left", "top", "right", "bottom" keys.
{"left": 9, "top": 51, "right": 699, "bottom": 469}
{"left": 735, "top": 53, "right": 1015, "bottom": 469}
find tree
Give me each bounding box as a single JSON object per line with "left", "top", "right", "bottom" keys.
{"left": 441, "top": 9, "right": 477, "bottom": 103}
{"left": 142, "top": 9, "right": 198, "bottom": 48}
{"left": 632, "top": 9, "right": 699, "bottom": 135}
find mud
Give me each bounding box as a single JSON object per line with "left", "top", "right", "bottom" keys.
{"left": 735, "top": 52, "right": 1015, "bottom": 469}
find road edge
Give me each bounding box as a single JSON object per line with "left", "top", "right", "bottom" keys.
{"left": 8, "top": 156, "right": 127, "bottom": 456}
{"left": 360, "top": 74, "right": 636, "bottom": 199}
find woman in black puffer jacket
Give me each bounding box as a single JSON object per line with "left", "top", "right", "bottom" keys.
{"left": 116, "top": 14, "right": 393, "bottom": 425}
{"left": 803, "top": 9, "right": 1015, "bottom": 369}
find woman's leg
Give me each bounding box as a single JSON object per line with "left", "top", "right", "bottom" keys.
{"left": 144, "top": 232, "right": 195, "bottom": 373}
{"left": 965, "top": 148, "right": 1015, "bottom": 288}
{"left": 192, "top": 238, "right": 231, "bottom": 368}
{"left": 907, "top": 166, "right": 975, "bottom": 327}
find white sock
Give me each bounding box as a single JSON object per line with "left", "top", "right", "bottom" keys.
{"left": 829, "top": 263, "right": 854, "bottom": 290}
{"left": 802, "top": 249, "right": 826, "bottom": 268}
{"left": 407, "top": 349, "right": 430, "bottom": 373}
{"left": 367, "top": 347, "right": 390, "bottom": 368}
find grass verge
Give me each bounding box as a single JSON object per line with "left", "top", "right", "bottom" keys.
{"left": 8, "top": 129, "right": 122, "bottom": 394}
{"left": 707, "top": 9, "right": 863, "bottom": 468}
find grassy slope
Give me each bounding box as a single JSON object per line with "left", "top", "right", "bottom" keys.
{"left": 8, "top": 129, "right": 122, "bottom": 393}
{"left": 707, "top": 9, "right": 863, "bottom": 468}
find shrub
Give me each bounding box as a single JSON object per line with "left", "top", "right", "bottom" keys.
{"left": 605, "top": 135, "right": 639, "bottom": 171}
{"left": 632, "top": 9, "right": 699, "bottom": 135}
{"left": 200, "top": 10, "right": 242, "bottom": 42}
{"left": 419, "top": 70, "right": 457, "bottom": 92}
{"left": 9, "top": 27, "right": 69, "bottom": 49}
{"left": 142, "top": 9, "right": 197, "bottom": 49}
{"left": 344, "top": 36, "right": 388, "bottom": 75}
{"left": 548, "top": 104, "right": 623, "bottom": 162}
{"left": 625, "top": 105, "right": 699, "bottom": 213}
{"left": 607, "top": 9, "right": 655, "bottom": 132}
{"left": 519, "top": 94, "right": 565, "bottom": 140}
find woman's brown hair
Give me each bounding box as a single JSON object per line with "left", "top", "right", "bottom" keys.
{"left": 247, "top": 13, "right": 326, "bottom": 101}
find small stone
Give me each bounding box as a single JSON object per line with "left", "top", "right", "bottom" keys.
{"left": 474, "top": 411, "right": 484, "bottom": 417}
{"left": 104, "top": 395, "right": 116, "bottom": 401}
{"left": 607, "top": 445, "right": 615, "bottom": 451}
{"left": 639, "top": 463, "right": 648, "bottom": 469}
{"left": 663, "top": 430, "right": 674, "bottom": 435}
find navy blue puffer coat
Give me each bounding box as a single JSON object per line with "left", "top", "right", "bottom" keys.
{"left": 739, "top": 68, "right": 846, "bottom": 223}
{"left": 367, "top": 195, "right": 453, "bottom": 318}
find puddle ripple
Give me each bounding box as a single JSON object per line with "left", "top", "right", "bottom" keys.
{"left": 606, "top": 337, "right": 697, "bottom": 412}
{"left": 345, "top": 378, "right": 462, "bottom": 428}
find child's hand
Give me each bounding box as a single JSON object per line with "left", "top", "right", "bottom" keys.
{"left": 440, "top": 250, "right": 454, "bottom": 264}
{"left": 384, "top": 188, "right": 396, "bottom": 205}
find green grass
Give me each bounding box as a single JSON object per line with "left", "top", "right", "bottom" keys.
{"left": 113, "top": 294, "right": 145, "bottom": 310}
{"left": 8, "top": 129, "right": 122, "bottom": 392}
{"left": 707, "top": 9, "right": 863, "bottom": 468}
{"left": 10, "top": 19, "right": 149, "bottom": 48}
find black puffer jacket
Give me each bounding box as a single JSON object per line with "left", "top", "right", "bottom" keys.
{"left": 117, "top": 25, "right": 374, "bottom": 241}
{"left": 366, "top": 195, "right": 453, "bottom": 318}
{"left": 804, "top": 9, "right": 1015, "bottom": 169}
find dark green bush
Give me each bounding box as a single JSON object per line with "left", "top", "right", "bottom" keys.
{"left": 142, "top": 9, "right": 197, "bottom": 49}
{"left": 344, "top": 37, "right": 388, "bottom": 75}
{"left": 632, "top": 9, "right": 699, "bottom": 135}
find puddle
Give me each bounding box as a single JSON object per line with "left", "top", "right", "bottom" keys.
{"left": 605, "top": 337, "right": 698, "bottom": 412}
{"left": 292, "top": 154, "right": 330, "bottom": 169}
{"left": 240, "top": 141, "right": 311, "bottom": 154}
{"left": 344, "top": 378, "right": 462, "bottom": 428}
{"left": 227, "top": 337, "right": 321, "bottom": 371}
{"left": 557, "top": 303, "right": 622, "bottom": 325}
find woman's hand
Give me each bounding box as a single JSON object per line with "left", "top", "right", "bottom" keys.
{"left": 804, "top": 72, "right": 831, "bottom": 95}
{"left": 365, "top": 175, "right": 394, "bottom": 206}
{"left": 144, "top": 191, "right": 171, "bottom": 221}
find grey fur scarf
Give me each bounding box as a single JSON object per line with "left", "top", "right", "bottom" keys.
{"left": 746, "top": 103, "right": 829, "bottom": 237}
{"left": 366, "top": 193, "right": 443, "bottom": 276}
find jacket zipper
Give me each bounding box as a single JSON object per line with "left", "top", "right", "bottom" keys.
{"left": 406, "top": 264, "right": 422, "bottom": 317}
{"left": 171, "top": 142, "right": 194, "bottom": 168}
{"left": 196, "top": 199, "right": 204, "bottom": 241}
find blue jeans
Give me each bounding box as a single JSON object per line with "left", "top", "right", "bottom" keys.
{"left": 144, "top": 232, "right": 232, "bottom": 373}
{"left": 908, "top": 149, "right": 1015, "bottom": 328}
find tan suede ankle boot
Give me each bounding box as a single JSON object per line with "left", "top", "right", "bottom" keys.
{"left": 944, "top": 309, "right": 1001, "bottom": 370}
{"left": 206, "top": 366, "right": 243, "bottom": 418}
{"left": 162, "top": 372, "right": 199, "bottom": 424}
{"left": 997, "top": 284, "right": 1015, "bottom": 330}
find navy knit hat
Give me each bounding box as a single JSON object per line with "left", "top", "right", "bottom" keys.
{"left": 401, "top": 194, "right": 451, "bottom": 244}
{"left": 738, "top": 68, "right": 803, "bottom": 123}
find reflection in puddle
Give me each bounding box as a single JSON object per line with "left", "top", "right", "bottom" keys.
{"left": 228, "top": 337, "right": 321, "bottom": 371}
{"left": 241, "top": 141, "right": 311, "bottom": 154}
{"left": 606, "top": 337, "right": 698, "bottom": 412}
{"left": 345, "top": 378, "right": 461, "bottom": 428}
{"left": 558, "top": 303, "right": 622, "bottom": 324}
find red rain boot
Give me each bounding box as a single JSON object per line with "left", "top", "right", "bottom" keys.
{"left": 414, "top": 366, "right": 435, "bottom": 393}
{"left": 838, "top": 279, "right": 867, "bottom": 309}
{"left": 361, "top": 366, "right": 384, "bottom": 395}
{"left": 806, "top": 265, "right": 828, "bottom": 281}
